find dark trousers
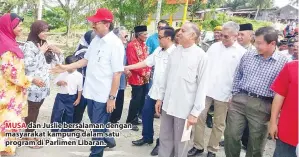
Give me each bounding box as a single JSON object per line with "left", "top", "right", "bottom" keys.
{"left": 241, "top": 124, "right": 249, "bottom": 148}
{"left": 73, "top": 95, "right": 87, "bottom": 124}
{"left": 274, "top": 139, "right": 297, "bottom": 157}
{"left": 50, "top": 94, "right": 76, "bottom": 132}
{"left": 87, "top": 99, "right": 114, "bottom": 157}
{"left": 25, "top": 99, "right": 44, "bottom": 132}
{"left": 142, "top": 95, "right": 156, "bottom": 141}
{"left": 110, "top": 90, "right": 124, "bottom": 123}
{"left": 126, "top": 84, "right": 147, "bottom": 124}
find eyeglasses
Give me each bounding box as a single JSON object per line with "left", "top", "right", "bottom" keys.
{"left": 157, "top": 26, "right": 164, "bottom": 30}
{"left": 220, "top": 34, "right": 231, "bottom": 40}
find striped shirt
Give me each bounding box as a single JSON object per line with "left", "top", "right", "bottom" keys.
{"left": 232, "top": 49, "right": 288, "bottom": 97}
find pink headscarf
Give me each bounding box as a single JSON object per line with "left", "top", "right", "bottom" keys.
{"left": 0, "top": 13, "right": 24, "bottom": 59}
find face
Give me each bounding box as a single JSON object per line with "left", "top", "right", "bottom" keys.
{"left": 178, "top": 23, "right": 196, "bottom": 46}
{"left": 288, "top": 45, "right": 294, "bottom": 54}
{"left": 221, "top": 29, "right": 237, "bottom": 47}
{"left": 90, "top": 21, "right": 109, "bottom": 37}
{"left": 214, "top": 31, "right": 222, "bottom": 41}
{"left": 13, "top": 22, "right": 23, "bottom": 37}
{"left": 157, "top": 23, "right": 167, "bottom": 31}
{"left": 238, "top": 31, "right": 252, "bottom": 46}
{"left": 137, "top": 31, "right": 148, "bottom": 42}
{"left": 158, "top": 30, "right": 170, "bottom": 48}
{"left": 293, "top": 43, "right": 298, "bottom": 59}
{"left": 38, "top": 29, "right": 49, "bottom": 40}
{"left": 279, "top": 44, "right": 288, "bottom": 51}
{"left": 254, "top": 35, "right": 276, "bottom": 54}
{"left": 120, "top": 30, "right": 128, "bottom": 44}
{"left": 175, "top": 32, "right": 180, "bottom": 45}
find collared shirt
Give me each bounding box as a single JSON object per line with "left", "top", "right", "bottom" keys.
{"left": 145, "top": 44, "right": 176, "bottom": 100}
{"left": 244, "top": 44, "right": 256, "bottom": 52}
{"left": 158, "top": 44, "right": 209, "bottom": 119}
{"left": 126, "top": 39, "right": 151, "bottom": 86}
{"left": 54, "top": 71, "right": 83, "bottom": 95}
{"left": 280, "top": 50, "right": 293, "bottom": 62}
{"left": 206, "top": 42, "right": 246, "bottom": 102}
{"left": 84, "top": 31, "right": 125, "bottom": 103}
{"left": 232, "top": 49, "right": 288, "bottom": 97}
{"left": 146, "top": 33, "right": 159, "bottom": 55}
{"left": 271, "top": 61, "right": 298, "bottom": 147}
{"left": 23, "top": 41, "right": 64, "bottom": 102}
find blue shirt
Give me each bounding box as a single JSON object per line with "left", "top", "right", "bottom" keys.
{"left": 232, "top": 49, "right": 288, "bottom": 97}
{"left": 146, "top": 33, "right": 159, "bottom": 55}
{"left": 119, "top": 52, "right": 127, "bottom": 90}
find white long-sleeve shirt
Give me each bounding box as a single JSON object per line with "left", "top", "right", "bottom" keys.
{"left": 158, "top": 44, "right": 209, "bottom": 119}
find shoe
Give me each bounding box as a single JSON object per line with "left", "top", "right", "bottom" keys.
{"left": 131, "top": 125, "right": 139, "bottom": 131}
{"left": 206, "top": 114, "right": 213, "bottom": 128}
{"left": 219, "top": 140, "right": 225, "bottom": 147}
{"left": 188, "top": 147, "right": 204, "bottom": 156}
{"left": 105, "top": 138, "right": 116, "bottom": 148}
{"left": 150, "top": 139, "right": 159, "bottom": 156}
{"left": 132, "top": 138, "right": 153, "bottom": 146}
{"left": 207, "top": 152, "right": 216, "bottom": 157}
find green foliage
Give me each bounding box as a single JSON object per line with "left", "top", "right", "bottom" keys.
{"left": 188, "top": 0, "right": 206, "bottom": 21}
{"left": 199, "top": 13, "right": 272, "bottom": 31}
{"left": 43, "top": 7, "right": 66, "bottom": 29}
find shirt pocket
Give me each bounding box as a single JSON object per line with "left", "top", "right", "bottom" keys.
{"left": 183, "top": 63, "right": 198, "bottom": 84}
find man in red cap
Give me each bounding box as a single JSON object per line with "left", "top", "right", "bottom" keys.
{"left": 51, "top": 8, "right": 125, "bottom": 157}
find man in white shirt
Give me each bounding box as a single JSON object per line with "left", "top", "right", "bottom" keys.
{"left": 237, "top": 23, "right": 255, "bottom": 52}
{"left": 125, "top": 26, "right": 176, "bottom": 156}
{"left": 155, "top": 22, "right": 209, "bottom": 157}
{"left": 51, "top": 8, "right": 124, "bottom": 157}
{"left": 188, "top": 21, "right": 246, "bottom": 157}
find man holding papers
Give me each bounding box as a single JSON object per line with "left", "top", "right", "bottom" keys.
{"left": 155, "top": 22, "right": 209, "bottom": 157}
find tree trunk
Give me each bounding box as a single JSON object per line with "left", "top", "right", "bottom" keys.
{"left": 254, "top": 6, "right": 260, "bottom": 20}
{"left": 66, "top": 16, "right": 72, "bottom": 47}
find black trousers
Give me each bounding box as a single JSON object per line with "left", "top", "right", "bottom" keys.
{"left": 241, "top": 124, "right": 249, "bottom": 147}
{"left": 110, "top": 90, "right": 125, "bottom": 123}
{"left": 73, "top": 95, "right": 87, "bottom": 124}
{"left": 126, "top": 84, "right": 147, "bottom": 124}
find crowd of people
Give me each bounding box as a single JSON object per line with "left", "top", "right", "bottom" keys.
{"left": 0, "top": 7, "right": 298, "bottom": 157}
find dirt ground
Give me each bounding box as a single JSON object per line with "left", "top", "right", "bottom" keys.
{"left": 12, "top": 85, "right": 276, "bottom": 157}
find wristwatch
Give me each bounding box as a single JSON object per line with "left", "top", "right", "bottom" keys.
{"left": 108, "top": 95, "right": 116, "bottom": 100}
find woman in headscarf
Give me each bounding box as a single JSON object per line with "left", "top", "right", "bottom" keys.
{"left": 22, "top": 20, "right": 64, "bottom": 148}
{"left": 0, "top": 13, "right": 31, "bottom": 156}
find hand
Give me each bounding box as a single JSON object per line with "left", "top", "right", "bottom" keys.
{"left": 57, "top": 81, "right": 67, "bottom": 87}
{"left": 50, "top": 64, "right": 68, "bottom": 74}
{"left": 124, "top": 69, "right": 132, "bottom": 77}
{"left": 155, "top": 100, "right": 162, "bottom": 116}
{"left": 73, "top": 99, "right": 80, "bottom": 106}
{"left": 145, "top": 72, "right": 150, "bottom": 80}
{"left": 38, "top": 43, "right": 49, "bottom": 53}
{"left": 48, "top": 45, "right": 62, "bottom": 54}
{"left": 269, "top": 121, "right": 278, "bottom": 140}
{"left": 187, "top": 114, "right": 198, "bottom": 129}
{"left": 106, "top": 99, "right": 116, "bottom": 113}
{"left": 32, "top": 78, "right": 45, "bottom": 87}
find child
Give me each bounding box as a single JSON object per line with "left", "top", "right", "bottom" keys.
{"left": 50, "top": 55, "right": 83, "bottom": 141}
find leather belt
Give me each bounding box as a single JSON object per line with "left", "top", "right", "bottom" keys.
{"left": 240, "top": 90, "right": 273, "bottom": 101}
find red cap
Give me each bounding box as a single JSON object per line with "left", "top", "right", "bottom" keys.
{"left": 87, "top": 8, "right": 114, "bottom": 23}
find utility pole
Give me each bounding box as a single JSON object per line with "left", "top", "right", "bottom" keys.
{"left": 37, "top": 0, "right": 43, "bottom": 20}
{"left": 154, "top": 0, "right": 163, "bottom": 32}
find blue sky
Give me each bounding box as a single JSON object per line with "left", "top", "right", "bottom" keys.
{"left": 274, "top": 0, "right": 290, "bottom": 7}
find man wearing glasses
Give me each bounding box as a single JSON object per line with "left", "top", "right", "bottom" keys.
{"left": 126, "top": 26, "right": 176, "bottom": 156}
{"left": 146, "top": 20, "right": 169, "bottom": 55}
{"left": 188, "top": 21, "right": 246, "bottom": 157}
{"left": 126, "top": 25, "right": 151, "bottom": 131}
{"left": 51, "top": 8, "right": 124, "bottom": 157}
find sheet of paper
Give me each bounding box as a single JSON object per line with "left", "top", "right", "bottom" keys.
{"left": 181, "top": 120, "right": 192, "bottom": 142}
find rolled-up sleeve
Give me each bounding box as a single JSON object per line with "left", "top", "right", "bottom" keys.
{"left": 190, "top": 54, "right": 209, "bottom": 117}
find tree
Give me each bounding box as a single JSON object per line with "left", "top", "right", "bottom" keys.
{"left": 225, "top": 0, "right": 247, "bottom": 11}
{"left": 188, "top": 0, "right": 206, "bottom": 21}
{"left": 43, "top": 7, "right": 66, "bottom": 29}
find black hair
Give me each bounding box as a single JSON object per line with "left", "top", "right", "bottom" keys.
{"left": 158, "top": 20, "right": 169, "bottom": 26}
{"left": 255, "top": 26, "right": 278, "bottom": 44}
{"left": 160, "top": 26, "right": 175, "bottom": 41}
{"left": 175, "top": 28, "right": 181, "bottom": 35}
{"left": 65, "top": 55, "right": 78, "bottom": 65}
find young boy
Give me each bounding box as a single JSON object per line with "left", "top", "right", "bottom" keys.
{"left": 50, "top": 55, "right": 83, "bottom": 141}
